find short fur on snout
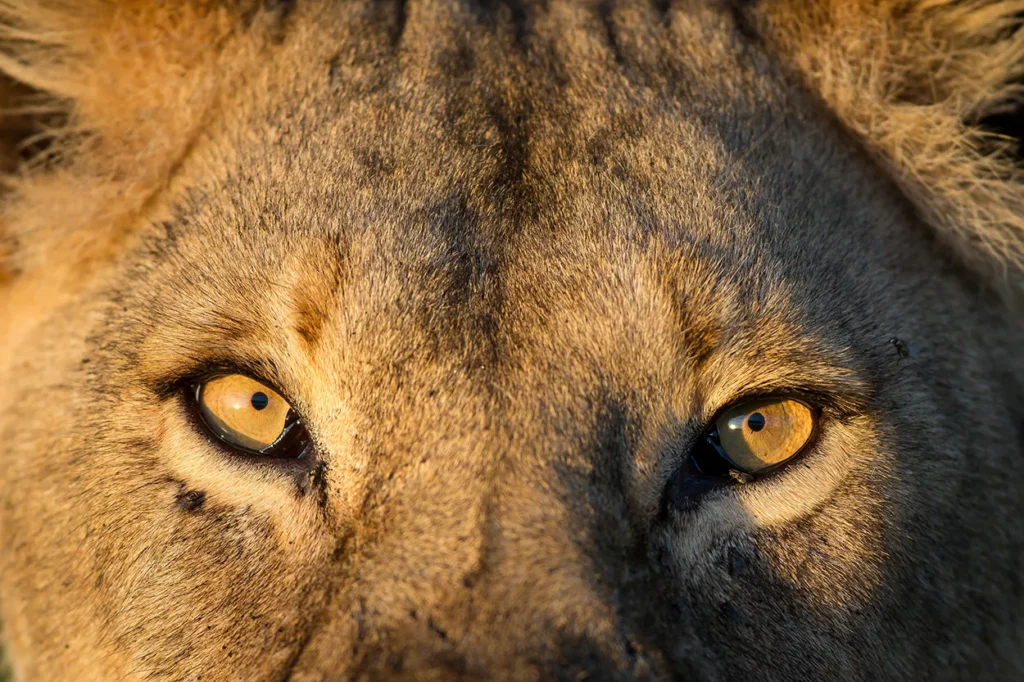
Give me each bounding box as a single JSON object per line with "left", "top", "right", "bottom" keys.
{"left": 0, "top": 1, "right": 1022, "bottom": 680}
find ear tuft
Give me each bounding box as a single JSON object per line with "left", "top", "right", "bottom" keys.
{"left": 759, "top": 0, "right": 1024, "bottom": 303}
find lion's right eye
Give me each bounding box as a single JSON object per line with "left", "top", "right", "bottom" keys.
{"left": 711, "top": 398, "right": 816, "bottom": 474}
{"left": 193, "top": 374, "right": 310, "bottom": 458}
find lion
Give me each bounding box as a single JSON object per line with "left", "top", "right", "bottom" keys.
{"left": 0, "top": 0, "right": 1022, "bottom": 679}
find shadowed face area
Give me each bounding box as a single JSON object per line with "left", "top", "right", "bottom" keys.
{"left": 1, "top": 2, "right": 1021, "bottom": 681}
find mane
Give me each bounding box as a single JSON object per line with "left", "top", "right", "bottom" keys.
{"left": 760, "top": 0, "right": 1024, "bottom": 304}
{"left": 1, "top": 1, "right": 1022, "bottom": 303}
{"left": 0, "top": 1, "right": 267, "bottom": 284}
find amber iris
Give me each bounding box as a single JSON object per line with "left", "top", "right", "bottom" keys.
{"left": 713, "top": 398, "right": 816, "bottom": 473}
{"left": 197, "top": 375, "right": 292, "bottom": 452}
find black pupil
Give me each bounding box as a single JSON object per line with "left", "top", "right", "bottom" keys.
{"left": 251, "top": 392, "right": 269, "bottom": 411}
{"left": 747, "top": 412, "right": 766, "bottom": 432}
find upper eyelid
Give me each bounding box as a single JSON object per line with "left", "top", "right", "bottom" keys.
{"left": 699, "top": 388, "right": 858, "bottom": 430}
{"left": 152, "top": 357, "right": 288, "bottom": 403}
{"left": 695, "top": 341, "right": 875, "bottom": 417}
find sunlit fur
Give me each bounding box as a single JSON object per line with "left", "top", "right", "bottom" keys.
{"left": 0, "top": 1, "right": 1021, "bottom": 680}
{"left": 761, "top": 0, "right": 1024, "bottom": 303}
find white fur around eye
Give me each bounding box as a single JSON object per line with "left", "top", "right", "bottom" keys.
{"left": 671, "top": 417, "right": 881, "bottom": 561}
{"left": 737, "top": 417, "right": 881, "bottom": 527}
{"left": 157, "top": 400, "right": 324, "bottom": 530}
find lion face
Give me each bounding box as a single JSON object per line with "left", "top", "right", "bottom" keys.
{"left": 0, "top": 1, "right": 1021, "bottom": 680}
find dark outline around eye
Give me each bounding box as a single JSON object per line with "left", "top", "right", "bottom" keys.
{"left": 183, "top": 371, "right": 314, "bottom": 463}
{"left": 665, "top": 393, "right": 826, "bottom": 512}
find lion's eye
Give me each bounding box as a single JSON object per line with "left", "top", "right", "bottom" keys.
{"left": 667, "top": 397, "right": 819, "bottom": 509}
{"left": 709, "top": 398, "right": 816, "bottom": 474}
{"left": 194, "top": 375, "right": 309, "bottom": 458}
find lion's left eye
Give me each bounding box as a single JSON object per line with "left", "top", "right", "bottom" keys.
{"left": 709, "top": 398, "right": 816, "bottom": 474}
{"left": 193, "top": 374, "right": 310, "bottom": 458}
{"left": 669, "top": 397, "right": 819, "bottom": 507}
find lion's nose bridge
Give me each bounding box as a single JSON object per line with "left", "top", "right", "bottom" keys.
{"left": 296, "top": 384, "right": 650, "bottom": 676}
{"left": 332, "top": 419, "right": 637, "bottom": 674}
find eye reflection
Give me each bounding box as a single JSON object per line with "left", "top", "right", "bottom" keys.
{"left": 713, "top": 398, "right": 816, "bottom": 474}
{"left": 195, "top": 375, "right": 294, "bottom": 453}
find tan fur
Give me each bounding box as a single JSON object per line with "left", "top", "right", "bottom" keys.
{"left": 761, "top": 0, "right": 1024, "bottom": 302}
{"left": 0, "top": 1, "right": 268, "bottom": 285}
{"left": 0, "top": 1, "right": 1021, "bottom": 680}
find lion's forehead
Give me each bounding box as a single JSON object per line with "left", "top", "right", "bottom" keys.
{"left": 138, "top": 5, "right": 875, "bottom": 366}
{"left": 97, "top": 6, "right": 937, "bottom": 558}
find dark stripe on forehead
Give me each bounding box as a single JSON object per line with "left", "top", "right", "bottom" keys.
{"left": 425, "top": 191, "right": 481, "bottom": 305}
{"left": 388, "top": 0, "right": 410, "bottom": 48}
{"left": 291, "top": 238, "right": 348, "bottom": 355}
{"left": 417, "top": 189, "right": 509, "bottom": 377}
{"left": 470, "top": 0, "right": 533, "bottom": 47}
{"left": 293, "top": 0, "right": 766, "bottom": 371}
{"left": 598, "top": 1, "right": 628, "bottom": 67}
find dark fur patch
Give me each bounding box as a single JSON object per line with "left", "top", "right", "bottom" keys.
{"left": 264, "top": 0, "right": 296, "bottom": 14}
{"left": 598, "top": 1, "right": 628, "bottom": 67}
{"left": 426, "top": 191, "right": 480, "bottom": 305}
{"left": 290, "top": 251, "right": 344, "bottom": 353}
{"left": 728, "top": 0, "right": 762, "bottom": 43}
{"left": 176, "top": 490, "right": 207, "bottom": 512}
{"left": 388, "top": 0, "right": 409, "bottom": 49}
{"left": 472, "top": 0, "right": 532, "bottom": 48}
{"left": 675, "top": 305, "right": 721, "bottom": 371}
{"left": 294, "top": 298, "right": 326, "bottom": 351}
{"left": 240, "top": 0, "right": 296, "bottom": 37}
{"left": 355, "top": 147, "right": 397, "bottom": 178}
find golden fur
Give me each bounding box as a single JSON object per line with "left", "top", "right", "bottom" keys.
{"left": 0, "top": 1, "right": 1021, "bottom": 680}
{"left": 0, "top": 1, "right": 266, "bottom": 287}
{"left": 761, "top": 0, "right": 1024, "bottom": 302}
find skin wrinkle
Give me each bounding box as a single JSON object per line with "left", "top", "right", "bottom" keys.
{"left": 0, "top": 1, "right": 1021, "bottom": 681}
